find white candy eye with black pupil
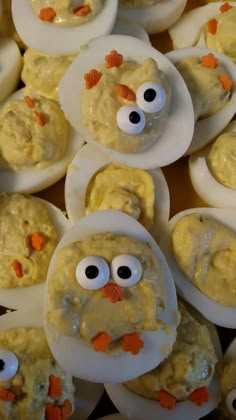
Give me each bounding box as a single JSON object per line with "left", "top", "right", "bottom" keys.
{"left": 0, "top": 350, "right": 18, "bottom": 381}
{"left": 226, "top": 388, "right": 236, "bottom": 415}
{"left": 136, "top": 82, "right": 167, "bottom": 113}
{"left": 76, "top": 256, "right": 110, "bottom": 290}
{"left": 111, "top": 255, "right": 142, "bottom": 287}
{"left": 116, "top": 105, "right": 145, "bottom": 135}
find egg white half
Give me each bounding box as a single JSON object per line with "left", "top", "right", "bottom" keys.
{"left": 189, "top": 121, "right": 236, "bottom": 209}
{"left": 112, "top": 17, "right": 151, "bottom": 44}
{"left": 0, "top": 88, "right": 84, "bottom": 193}
{"left": 65, "top": 143, "right": 170, "bottom": 242}
{"left": 59, "top": 35, "right": 194, "bottom": 169}
{"left": 162, "top": 207, "right": 236, "bottom": 328}
{"left": 118, "top": 0, "right": 187, "bottom": 34}
{"left": 0, "top": 38, "right": 22, "bottom": 103}
{"left": 169, "top": 1, "right": 236, "bottom": 50}
{"left": 167, "top": 47, "right": 236, "bottom": 155}
{"left": 44, "top": 210, "right": 178, "bottom": 383}
{"left": 0, "top": 197, "right": 70, "bottom": 312}
{"left": 11, "top": 0, "right": 118, "bottom": 55}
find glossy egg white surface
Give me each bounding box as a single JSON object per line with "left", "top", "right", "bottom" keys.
{"left": 0, "top": 197, "right": 70, "bottom": 312}
{"left": 167, "top": 47, "right": 236, "bottom": 154}
{"left": 112, "top": 18, "right": 151, "bottom": 44}
{"left": 162, "top": 207, "right": 236, "bottom": 328}
{"left": 189, "top": 121, "right": 236, "bottom": 208}
{"left": 0, "top": 88, "right": 84, "bottom": 194}
{"left": 0, "top": 38, "right": 22, "bottom": 103}
{"left": 59, "top": 35, "right": 194, "bottom": 169}
{"left": 44, "top": 210, "right": 178, "bottom": 383}
{"left": 11, "top": 0, "right": 118, "bottom": 55}
{"left": 65, "top": 144, "right": 170, "bottom": 241}
{"left": 118, "top": 0, "right": 187, "bottom": 34}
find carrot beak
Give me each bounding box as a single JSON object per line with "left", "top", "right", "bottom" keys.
{"left": 0, "top": 386, "right": 16, "bottom": 401}
{"left": 102, "top": 283, "right": 124, "bottom": 303}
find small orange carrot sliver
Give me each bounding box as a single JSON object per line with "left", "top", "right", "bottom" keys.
{"left": 92, "top": 332, "right": 111, "bottom": 352}
{"left": 24, "top": 95, "right": 35, "bottom": 108}
{"left": 74, "top": 5, "right": 91, "bottom": 16}
{"left": 29, "top": 232, "right": 44, "bottom": 251}
{"left": 220, "top": 2, "right": 233, "bottom": 13}
{"left": 219, "top": 75, "right": 233, "bottom": 91}
{"left": 122, "top": 332, "right": 144, "bottom": 355}
{"left": 48, "top": 375, "right": 62, "bottom": 398}
{"left": 84, "top": 69, "right": 102, "bottom": 89}
{"left": 34, "top": 110, "right": 45, "bottom": 126}
{"left": 39, "top": 7, "right": 56, "bottom": 22}
{"left": 61, "top": 400, "right": 73, "bottom": 420}
{"left": 201, "top": 53, "right": 218, "bottom": 69}
{"left": 102, "top": 283, "right": 124, "bottom": 303}
{"left": 188, "top": 387, "right": 210, "bottom": 406}
{"left": 45, "top": 403, "right": 61, "bottom": 420}
{"left": 0, "top": 387, "right": 16, "bottom": 401}
{"left": 12, "top": 259, "right": 23, "bottom": 278}
{"left": 105, "top": 50, "right": 123, "bottom": 69}
{"left": 156, "top": 390, "right": 176, "bottom": 410}
{"left": 116, "top": 84, "right": 136, "bottom": 101}
{"left": 207, "top": 18, "right": 218, "bottom": 34}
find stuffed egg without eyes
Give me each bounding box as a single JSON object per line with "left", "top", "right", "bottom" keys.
{"left": 59, "top": 35, "right": 194, "bottom": 169}
{"left": 44, "top": 210, "right": 179, "bottom": 383}
{"left": 65, "top": 143, "right": 170, "bottom": 241}
{"left": 167, "top": 47, "right": 236, "bottom": 155}
{"left": 118, "top": 0, "right": 187, "bottom": 34}
{"left": 11, "top": 0, "right": 118, "bottom": 55}
{"left": 162, "top": 207, "right": 236, "bottom": 328}
{"left": 0, "top": 38, "right": 22, "bottom": 103}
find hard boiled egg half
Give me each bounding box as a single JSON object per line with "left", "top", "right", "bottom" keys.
{"left": 0, "top": 38, "right": 22, "bottom": 103}
{"left": 162, "top": 207, "right": 236, "bottom": 328}
{"left": 65, "top": 143, "right": 170, "bottom": 242}
{"left": 112, "top": 17, "right": 151, "bottom": 45}
{"left": 118, "top": 0, "right": 187, "bottom": 34}
{"left": 221, "top": 337, "right": 236, "bottom": 419}
{"left": 167, "top": 47, "right": 236, "bottom": 154}
{"left": 0, "top": 88, "right": 84, "bottom": 193}
{"left": 44, "top": 210, "right": 178, "bottom": 383}
{"left": 11, "top": 0, "right": 118, "bottom": 55}
{"left": 59, "top": 35, "right": 194, "bottom": 169}
{"left": 189, "top": 121, "right": 236, "bottom": 209}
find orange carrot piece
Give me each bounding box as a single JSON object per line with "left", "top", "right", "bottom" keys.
{"left": 105, "top": 50, "right": 123, "bottom": 69}
{"left": 220, "top": 2, "right": 233, "bottom": 13}
{"left": 188, "top": 387, "right": 210, "bottom": 406}
{"left": 102, "top": 283, "right": 124, "bottom": 303}
{"left": 122, "top": 332, "right": 144, "bottom": 355}
{"left": 92, "top": 332, "right": 111, "bottom": 352}
{"left": 61, "top": 400, "right": 73, "bottom": 420}
{"left": 84, "top": 69, "right": 102, "bottom": 89}
{"left": 29, "top": 232, "right": 44, "bottom": 251}
{"left": 0, "top": 387, "right": 16, "bottom": 401}
{"left": 24, "top": 95, "right": 35, "bottom": 108}
{"left": 218, "top": 75, "right": 233, "bottom": 90}
{"left": 48, "top": 375, "right": 62, "bottom": 398}
{"left": 39, "top": 7, "right": 56, "bottom": 22}
{"left": 12, "top": 259, "right": 23, "bottom": 278}
{"left": 201, "top": 53, "right": 218, "bottom": 68}
{"left": 45, "top": 403, "right": 61, "bottom": 420}
{"left": 34, "top": 110, "right": 45, "bottom": 126}
{"left": 116, "top": 84, "right": 136, "bottom": 101}
{"left": 207, "top": 18, "right": 218, "bottom": 34}
{"left": 156, "top": 390, "right": 176, "bottom": 410}
{"left": 74, "top": 5, "right": 91, "bottom": 16}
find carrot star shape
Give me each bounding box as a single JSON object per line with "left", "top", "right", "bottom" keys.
{"left": 201, "top": 53, "right": 218, "bottom": 69}
{"left": 84, "top": 69, "right": 102, "bottom": 89}
{"left": 122, "top": 332, "right": 144, "bottom": 355}
{"left": 105, "top": 50, "right": 123, "bottom": 69}
{"left": 188, "top": 387, "right": 210, "bottom": 406}
{"left": 207, "top": 18, "right": 218, "bottom": 35}
{"left": 102, "top": 283, "right": 124, "bottom": 303}
{"left": 218, "top": 75, "right": 233, "bottom": 91}
{"left": 39, "top": 7, "right": 56, "bottom": 22}
{"left": 220, "top": 2, "right": 233, "bottom": 13}
{"left": 156, "top": 390, "right": 176, "bottom": 410}
{"left": 92, "top": 332, "right": 111, "bottom": 352}
{"left": 116, "top": 84, "right": 136, "bottom": 101}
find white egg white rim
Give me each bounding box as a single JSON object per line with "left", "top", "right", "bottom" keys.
{"left": 118, "top": 0, "right": 187, "bottom": 34}
{"left": 0, "top": 88, "right": 84, "bottom": 193}
{"left": 44, "top": 210, "right": 178, "bottom": 383}
{"left": 163, "top": 207, "right": 236, "bottom": 328}
{"left": 11, "top": 0, "right": 118, "bottom": 55}
{"left": 58, "top": 35, "right": 194, "bottom": 169}
{"left": 169, "top": 2, "right": 236, "bottom": 49}
{"left": 166, "top": 47, "right": 236, "bottom": 155}
{"left": 112, "top": 18, "right": 151, "bottom": 45}
{"left": 0, "top": 196, "right": 70, "bottom": 311}
{"left": 64, "top": 143, "right": 170, "bottom": 241}
{"left": 0, "top": 38, "right": 22, "bottom": 103}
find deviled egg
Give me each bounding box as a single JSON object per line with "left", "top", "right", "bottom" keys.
{"left": 0, "top": 38, "right": 22, "bottom": 103}
{"left": 219, "top": 337, "right": 236, "bottom": 419}
{"left": 189, "top": 121, "right": 236, "bottom": 209}
{"left": 162, "top": 207, "right": 236, "bottom": 328}
{"left": 112, "top": 17, "right": 151, "bottom": 44}
{"left": 167, "top": 47, "right": 236, "bottom": 154}
{"left": 44, "top": 210, "right": 179, "bottom": 383}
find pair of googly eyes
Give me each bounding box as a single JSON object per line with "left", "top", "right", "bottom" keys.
{"left": 76, "top": 254, "right": 142, "bottom": 290}
{"left": 0, "top": 350, "right": 18, "bottom": 381}
{"left": 116, "top": 81, "right": 167, "bottom": 135}
{"left": 226, "top": 388, "right": 236, "bottom": 416}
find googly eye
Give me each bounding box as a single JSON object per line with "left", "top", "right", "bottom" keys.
{"left": 76, "top": 256, "right": 110, "bottom": 290}
{"left": 111, "top": 255, "right": 142, "bottom": 287}
{"left": 226, "top": 388, "right": 236, "bottom": 416}
{"left": 136, "top": 82, "right": 167, "bottom": 114}
{"left": 116, "top": 105, "right": 145, "bottom": 135}
{"left": 0, "top": 350, "right": 18, "bottom": 381}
